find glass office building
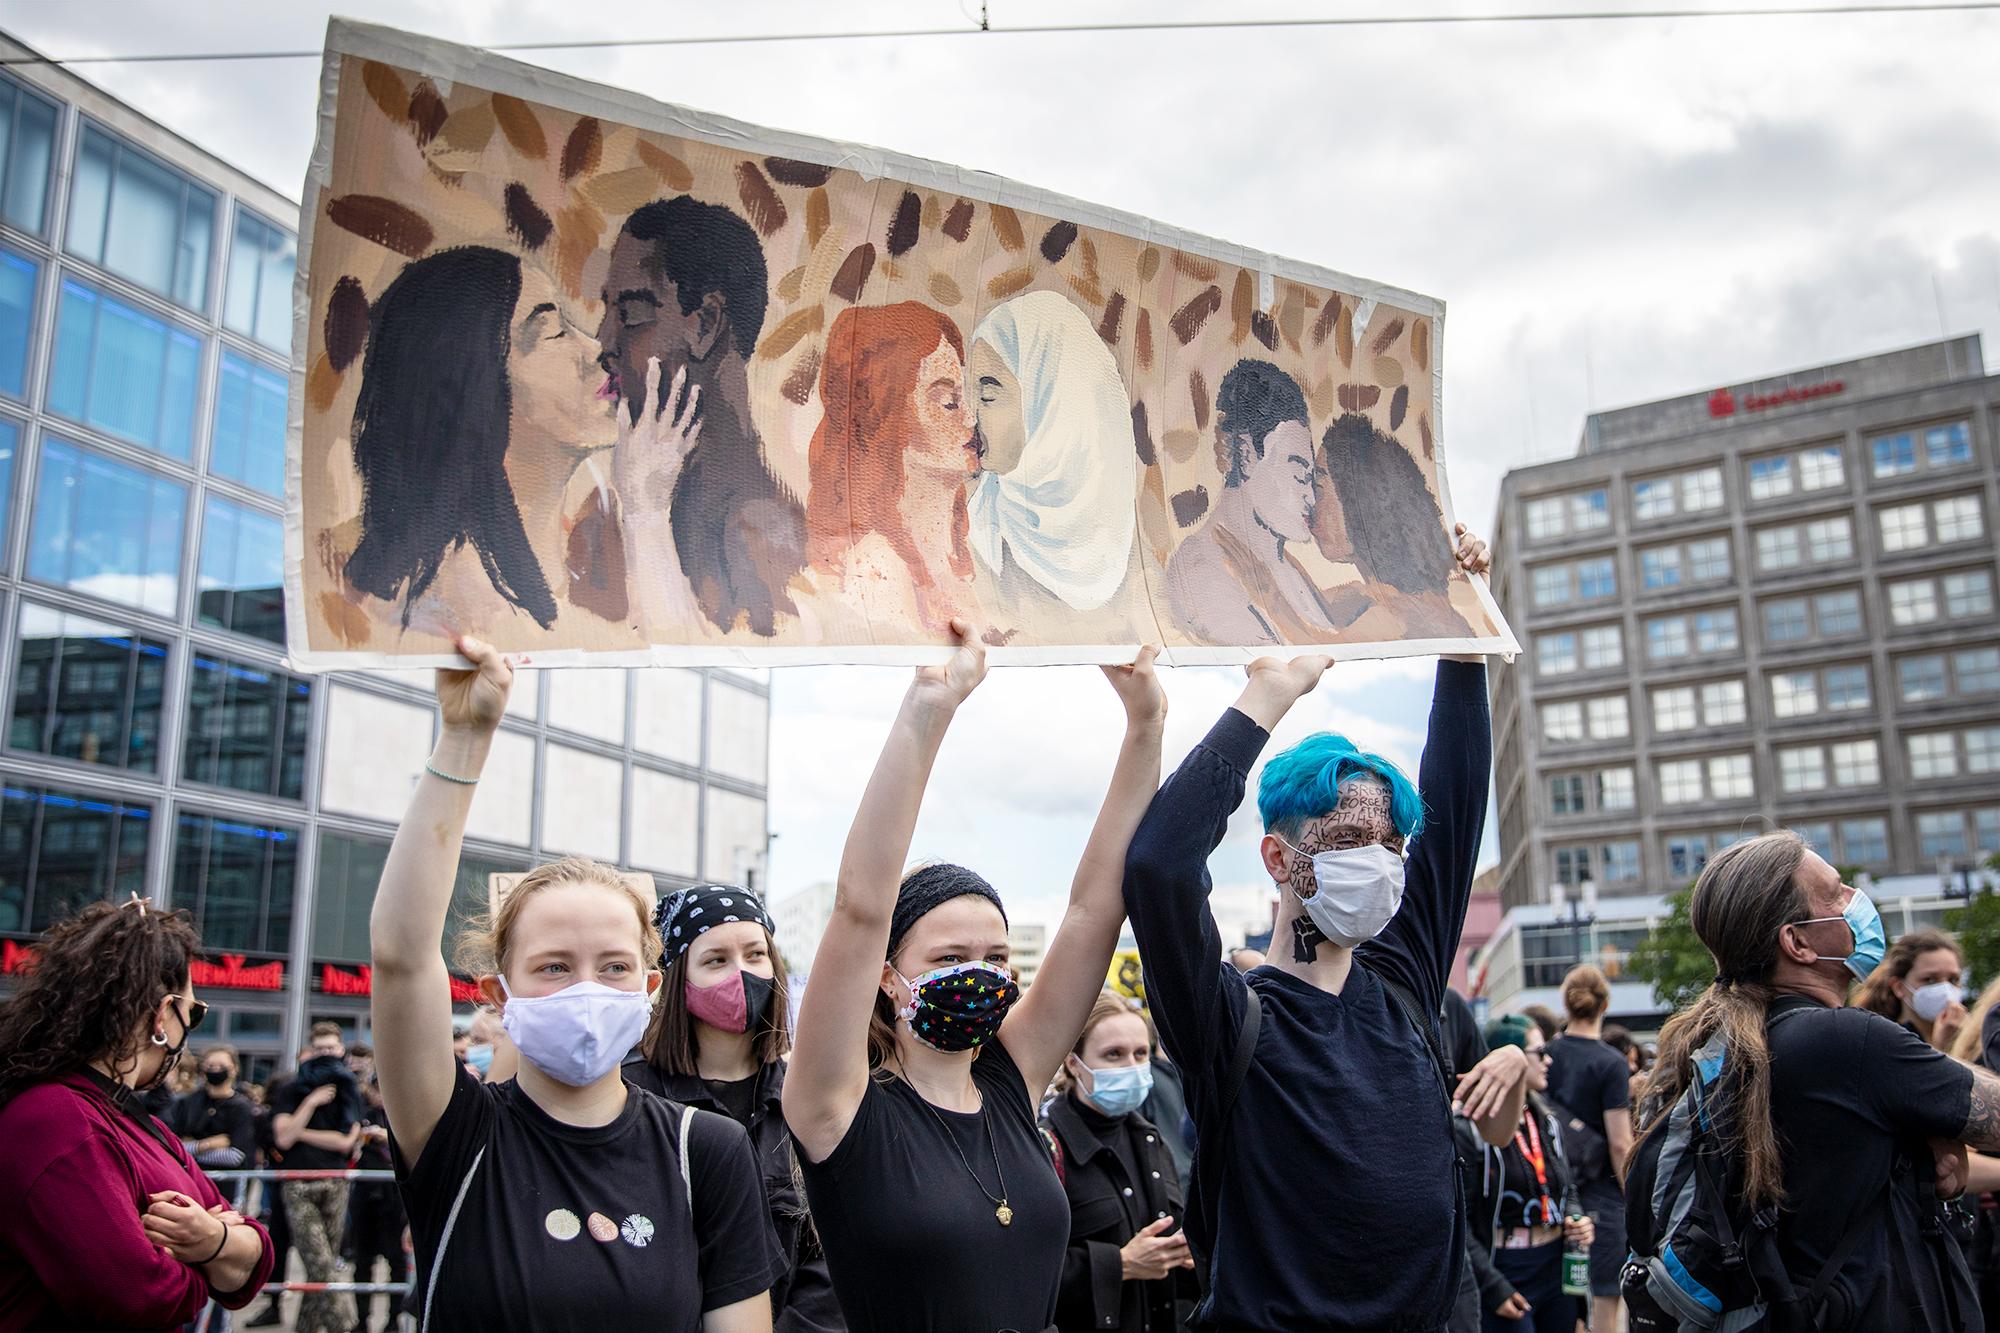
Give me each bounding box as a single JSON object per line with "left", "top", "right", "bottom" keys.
{"left": 0, "top": 37, "right": 771, "bottom": 1080}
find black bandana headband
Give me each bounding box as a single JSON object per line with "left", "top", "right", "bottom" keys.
{"left": 655, "top": 884, "right": 775, "bottom": 960}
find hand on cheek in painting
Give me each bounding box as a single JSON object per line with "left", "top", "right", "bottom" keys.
{"left": 1101, "top": 645, "right": 1166, "bottom": 728}
{"left": 614, "top": 356, "right": 701, "bottom": 515}
{"left": 436, "top": 635, "right": 513, "bottom": 735}
{"left": 1452, "top": 523, "right": 1491, "bottom": 577}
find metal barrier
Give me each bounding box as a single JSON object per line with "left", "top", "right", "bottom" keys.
{"left": 193, "top": 1169, "right": 414, "bottom": 1333}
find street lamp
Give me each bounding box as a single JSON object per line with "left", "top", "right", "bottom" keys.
{"left": 1548, "top": 879, "right": 1599, "bottom": 980}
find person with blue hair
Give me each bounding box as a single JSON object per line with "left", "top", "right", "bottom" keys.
{"left": 1123, "top": 524, "right": 1532, "bottom": 1332}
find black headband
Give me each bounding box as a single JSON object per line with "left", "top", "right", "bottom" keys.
{"left": 654, "top": 884, "right": 774, "bottom": 961}
{"left": 888, "top": 863, "right": 1008, "bottom": 960}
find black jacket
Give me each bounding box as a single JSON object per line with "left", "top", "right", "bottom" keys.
{"left": 1042, "top": 1090, "right": 1196, "bottom": 1333}
{"left": 623, "top": 1054, "right": 843, "bottom": 1333}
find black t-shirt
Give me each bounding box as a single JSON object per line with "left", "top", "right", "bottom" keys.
{"left": 169, "top": 1087, "right": 258, "bottom": 1168}
{"left": 704, "top": 1073, "right": 760, "bottom": 1127}
{"left": 273, "top": 1073, "right": 361, "bottom": 1170}
{"left": 795, "top": 1037, "right": 1068, "bottom": 1333}
{"left": 1545, "top": 1034, "right": 1629, "bottom": 1139}
{"left": 392, "top": 1063, "right": 782, "bottom": 1332}
{"left": 1765, "top": 996, "right": 1974, "bottom": 1326}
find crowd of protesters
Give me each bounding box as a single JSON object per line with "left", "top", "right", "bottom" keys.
{"left": 6, "top": 519, "right": 2000, "bottom": 1333}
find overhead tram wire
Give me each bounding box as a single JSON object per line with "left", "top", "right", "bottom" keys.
{"left": 2, "top": 1, "right": 1999, "bottom": 68}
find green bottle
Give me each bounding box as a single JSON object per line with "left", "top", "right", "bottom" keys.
{"left": 1561, "top": 1184, "right": 1591, "bottom": 1298}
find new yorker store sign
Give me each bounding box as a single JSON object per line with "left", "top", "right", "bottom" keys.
{"left": 2, "top": 938, "right": 479, "bottom": 1002}
{"left": 1708, "top": 379, "right": 1847, "bottom": 418}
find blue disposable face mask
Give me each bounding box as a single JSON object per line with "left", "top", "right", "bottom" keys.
{"left": 1791, "top": 887, "right": 1886, "bottom": 981}
{"left": 465, "top": 1042, "right": 495, "bottom": 1076}
{"left": 1078, "top": 1060, "right": 1154, "bottom": 1117}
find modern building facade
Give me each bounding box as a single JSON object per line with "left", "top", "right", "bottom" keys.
{"left": 1489, "top": 336, "right": 1999, "bottom": 922}
{"left": 0, "top": 34, "right": 770, "bottom": 1082}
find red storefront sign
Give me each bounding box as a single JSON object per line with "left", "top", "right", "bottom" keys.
{"left": 1708, "top": 379, "right": 1845, "bottom": 418}
{"left": 190, "top": 954, "right": 286, "bottom": 991}
{"left": 322, "top": 962, "right": 483, "bottom": 1004}
{"left": 1, "top": 939, "right": 38, "bottom": 976}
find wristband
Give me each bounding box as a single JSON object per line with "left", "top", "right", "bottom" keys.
{"left": 200, "top": 1219, "right": 230, "bottom": 1265}
{"left": 424, "top": 762, "right": 479, "bottom": 786}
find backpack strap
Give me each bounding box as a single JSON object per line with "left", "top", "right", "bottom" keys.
{"left": 678, "top": 1102, "right": 698, "bottom": 1217}
{"left": 420, "top": 1145, "right": 486, "bottom": 1332}
{"left": 1217, "top": 985, "right": 1263, "bottom": 1132}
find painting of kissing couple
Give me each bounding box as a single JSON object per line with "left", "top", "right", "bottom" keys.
{"left": 286, "top": 20, "right": 1516, "bottom": 667}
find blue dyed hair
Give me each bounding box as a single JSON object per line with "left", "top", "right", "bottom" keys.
{"left": 1256, "top": 732, "right": 1425, "bottom": 841}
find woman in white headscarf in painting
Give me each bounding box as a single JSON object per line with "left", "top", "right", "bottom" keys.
{"left": 965, "top": 290, "right": 1148, "bottom": 641}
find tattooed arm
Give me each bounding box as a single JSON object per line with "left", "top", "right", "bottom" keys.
{"left": 1960, "top": 1066, "right": 2000, "bottom": 1153}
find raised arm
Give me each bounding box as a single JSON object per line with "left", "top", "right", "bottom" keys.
{"left": 369, "top": 635, "right": 512, "bottom": 1169}
{"left": 783, "top": 624, "right": 987, "bottom": 1163}
{"left": 1001, "top": 648, "right": 1167, "bottom": 1097}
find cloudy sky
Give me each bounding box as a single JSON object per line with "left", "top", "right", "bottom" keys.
{"left": 11, "top": 0, "right": 1995, "bottom": 933}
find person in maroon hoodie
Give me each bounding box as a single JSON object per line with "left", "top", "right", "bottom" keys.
{"left": 0, "top": 897, "right": 275, "bottom": 1330}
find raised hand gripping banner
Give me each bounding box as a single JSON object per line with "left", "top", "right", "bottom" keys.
{"left": 288, "top": 20, "right": 1517, "bottom": 668}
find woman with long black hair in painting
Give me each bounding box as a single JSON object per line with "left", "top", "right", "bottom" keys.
{"left": 368, "top": 635, "right": 781, "bottom": 1332}
{"left": 783, "top": 622, "right": 1167, "bottom": 1333}
{"left": 628, "top": 885, "right": 844, "bottom": 1331}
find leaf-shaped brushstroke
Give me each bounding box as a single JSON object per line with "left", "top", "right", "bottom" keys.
{"left": 1312, "top": 293, "right": 1341, "bottom": 347}
{"left": 583, "top": 167, "right": 663, "bottom": 216}
{"left": 1136, "top": 309, "right": 1154, "bottom": 370}
{"left": 1079, "top": 235, "right": 1100, "bottom": 282}
{"left": 775, "top": 265, "right": 806, "bottom": 303}
{"left": 305, "top": 352, "right": 340, "bottom": 413}
{"left": 764, "top": 157, "right": 833, "bottom": 187}
{"left": 636, "top": 141, "right": 693, "bottom": 192}
{"left": 1172, "top": 252, "right": 1217, "bottom": 282}
{"left": 1163, "top": 428, "right": 1200, "bottom": 465}
{"left": 1411, "top": 319, "right": 1431, "bottom": 370}
{"left": 759, "top": 305, "right": 824, "bottom": 360}
{"left": 1368, "top": 316, "right": 1406, "bottom": 357}
{"left": 504, "top": 183, "right": 552, "bottom": 250}
{"left": 989, "top": 204, "right": 1024, "bottom": 252}
{"left": 1097, "top": 291, "right": 1126, "bottom": 346}
{"left": 326, "top": 195, "right": 433, "bottom": 258}
{"left": 492, "top": 94, "right": 547, "bottom": 158}
{"left": 1171, "top": 486, "right": 1211, "bottom": 527}
{"left": 1419, "top": 413, "right": 1434, "bottom": 460}
{"left": 941, "top": 199, "right": 974, "bottom": 242}
{"left": 921, "top": 194, "right": 941, "bottom": 232}
{"left": 1137, "top": 247, "right": 1160, "bottom": 283}
{"left": 407, "top": 81, "right": 447, "bottom": 145}
{"left": 886, "top": 191, "right": 922, "bottom": 257}
{"left": 1390, "top": 385, "right": 1410, "bottom": 431}
{"left": 1337, "top": 384, "right": 1382, "bottom": 412}
{"left": 987, "top": 267, "right": 1035, "bottom": 300}
{"left": 1334, "top": 306, "right": 1355, "bottom": 367}
{"left": 434, "top": 102, "right": 495, "bottom": 158}
{"left": 554, "top": 199, "right": 604, "bottom": 299}
{"left": 830, "top": 244, "right": 875, "bottom": 303}
{"left": 561, "top": 118, "right": 602, "bottom": 181}
{"left": 1170, "top": 286, "right": 1222, "bottom": 345}
{"left": 1065, "top": 272, "right": 1103, "bottom": 307}
{"left": 1251, "top": 310, "right": 1279, "bottom": 351}
{"left": 1131, "top": 402, "right": 1156, "bottom": 467}
{"left": 1308, "top": 376, "right": 1334, "bottom": 421}
{"left": 805, "top": 189, "right": 830, "bottom": 249}
{"left": 324, "top": 278, "right": 369, "bottom": 373}
{"left": 1372, "top": 356, "right": 1405, "bottom": 388}
{"left": 1279, "top": 285, "right": 1306, "bottom": 349}
{"left": 1040, "top": 221, "right": 1078, "bottom": 264}
{"left": 736, "top": 162, "right": 788, "bottom": 236}
{"left": 781, "top": 345, "right": 822, "bottom": 405}
{"left": 929, "top": 272, "right": 962, "bottom": 307}
{"left": 1231, "top": 270, "right": 1254, "bottom": 343}
{"left": 361, "top": 62, "right": 409, "bottom": 126}
{"left": 1190, "top": 370, "right": 1210, "bottom": 430}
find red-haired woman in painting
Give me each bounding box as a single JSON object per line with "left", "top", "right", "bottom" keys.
{"left": 805, "top": 303, "right": 979, "bottom": 632}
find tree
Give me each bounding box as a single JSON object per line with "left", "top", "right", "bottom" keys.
{"left": 1945, "top": 852, "right": 2000, "bottom": 983}
{"left": 1627, "top": 885, "right": 1714, "bottom": 1013}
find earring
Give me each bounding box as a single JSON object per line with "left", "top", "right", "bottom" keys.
{"left": 150, "top": 1031, "right": 168, "bottom": 1047}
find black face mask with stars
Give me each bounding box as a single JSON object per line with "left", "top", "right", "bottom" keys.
{"left": 895, "top": 962, "right": 1021, "bottom": 1052}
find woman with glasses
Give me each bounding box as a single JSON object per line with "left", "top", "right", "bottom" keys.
{"left": 1457, "top": 1016, "right": 1595, "bottom": 1333}
{"left": 0, "top": 898, "right": 275, "bottom": 1328}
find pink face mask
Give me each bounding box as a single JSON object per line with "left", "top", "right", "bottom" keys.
{"left": 684, "top": 968, "right": 778, "bottom": 1035}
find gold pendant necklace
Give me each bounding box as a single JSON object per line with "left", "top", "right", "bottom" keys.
{"left": 996, "top": 1203, "right": 1014, "bottom": 1226}
{"left": 911, "top": 1080, "right": 1014, "bottom": 1227}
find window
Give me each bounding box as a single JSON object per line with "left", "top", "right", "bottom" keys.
{"left": 0, "top": 417, "right": 16, "bottom": 552}
{"left": 210, "top": 350, "right": 286, "bottom": 496}
{"left": 1549, "top": 774, "right": 1586, "bottom": 815}
{"left": 1553, "top": 846, "right": 1593, "bottom": 886}
{"left": 0, "top": 77, "right": 57, "bottom": 234}
{"left": 1779, "top": 746, "right": 1827, "bottom": 793}
{"left": 1764, "top": 598, "right": 1809, "bottom": 645}
{"left": 1908, "top": 733, "right": 1958, "bottom": 780}
{"left": 312, "top": 831, "right": 389, "bottom": 964}
{"left": 1695, "top": 610, "right": 1738, "bottom": 655}
{"left": 182, "top": 653, "right": 311, "bottom": 799}
{"left": 1933, "top": 496, "right": 1984, "bottom": 544}
{"left": 1537, "top": 633, "right": 1577, "bottom": 676}
{"left": 1771, "top": 671, "right": 1818, "bottom": 718}
{"left": 197, "top": 496, "right": 284, "bottom": 644}
{"left": 47, "top": 278, "right": 203, "bottom": 460}
{"left": 1659, "top": 761, "right": 1704, "bottom": 805}
{"left": 1956, "top": 648, "right": 2000, "bottom": 695}
{"left": 542, "top": 743, "right": 622, "bottom": 860}
{"left": 1925, "top": 422, "right": 1973, "bottom": 469}
{"left": 631, "top": 768, "right": 700, "bottom": 876}
{"left": 0, "top": 783, "right": 151, "bottom": 934}
{"left": 1577, "top": 558, "right": 1616, "bottom": 600}
{"left": 1708, "top": 754, "right": 1754, "bottom": 800}
{"left": 1526, "top": 497, "right": 1564, "bottom": 541}
{"left": 319, "top": 686, "right": 429, "bottom": 822}
{"left": 28, "top": 437, "right": 186, "bottom": 617}
{"left": 1666, "top": 834, "right": 1711, "bottom": 881}
{"left": 1633, "top": 479, "right": 1674, "bottom": 521}
{"left": 704, "top": 787, "right": 769, "bottom": 885}
{"left": 1533, "top": 566, "right": 1570, "bottom": 608}
{"left": 1831, "top": 740, "right": 1880, "bottom": 787}
{"left": 1805, "top": 517, "right": 1853, "bottom": 563}
{"left": 1748, "top": 456, "right": 1793, "bottom": 500}
{"left": 1799, "top": 446, "right": 1844, "bottom": 491}
{"left": 1701, "top": 680, "right": 1747, "bottom": 725}
{"left": 633, "top": 668, "right": 702, "bottom": 761}
{"left": 1599, "top": 842, "right": 1641, "bottom": 883}
{"left": 1979, "top": 809, "right": 2000, "bottom": 855}
{"left": 1824, "top": 666, "right": 1869, "bottom": 712}
{"left": 8, "top": 603, "right": 167, "bottom": 771}
{"left": 1797, "top": 823, "right": 1834, "bottom": 861}
{"left": 1878, "top": 503, "right": 1927, "bottom": 553}
{"left": 1653, "top": 687, "right": 1696, "bottom": 733}
{"left": 1570, "top": 490, "right": 1610, "bottom": 533}
{"left": 465, "top": 727, "right": 534, "bottom": 847}
{"left": 1968, "top": 728, "right": 2000, "bottom": 775}
{"left": 1814, "top": 590, "right": 1861, "bottom": 638}
{"left": 1598, "top": 768, "right": 1636, "bottom": 812}
{"left": 171, "top": 812, "right": 297, "bottom": 954}
{"left": 1889, "top": 578, "right": 1939, "bottom": 627}
{"left": 1945, "top": 571, "right": 1994, "bottom": 620}
{"left": 1641, "top": 546, "right": 1682, "bottom": 590}
{"left": 0, "top": 246, "right": 37, "bottom": 398}
{"left": 66, "top": 124, "right": 215, "bottom": 311}
{"left": 1582, "top": 626, "right": 1623, "bottom": 670}
{"left": 223, "top": 210, "right": 296, "bottom": 351}
{"left": 547, "top": 669, "right": 627, "bottom": 743}
{"left": 1756, "top": 527, "right": 1801, "bottom": 572}
{"left": 1586, "top": 696, "right": 1628, "bottom": 740}
{"left": 1841, "top": 818, "right": 1889, "bottom": 864}
{"left": 1896, "top": 656, "right": 1944, "bottom": 704}
{"left": 1647, "top": 617, "right": 1690, "bottom": 661}
{"left": 1683, "top": 468, "right": 1724, "bottom": 512}
{"left": 1918, "top": 812, "right": 1968, "bottom": 860}
{"left": 1542, "top": 702, "right": 1583, "bottom": 743}
{"left": 1689, "top": 538, "right": 1731, "bottom": 582}
{"left": 1872, "top": 431, "right": 1917, "bottom": 478}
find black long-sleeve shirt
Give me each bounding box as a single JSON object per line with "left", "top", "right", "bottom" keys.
{"left": 1122, "top": 660, "right": 1490, "bottom": 1333}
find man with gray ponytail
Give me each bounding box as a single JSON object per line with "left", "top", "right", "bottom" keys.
{"left": 1627, "top": 830, "right": 1998, "bottom": 1331}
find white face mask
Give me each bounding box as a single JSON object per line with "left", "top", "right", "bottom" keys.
{"left": 1280, "top": 839, "right": 1406, "bottom": 949}
{"left": 1910, "top": 981, "right": 1963, "bottom": 1023}
{"left": 499, "top": 979, "right": 652, "bottom": 1087}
